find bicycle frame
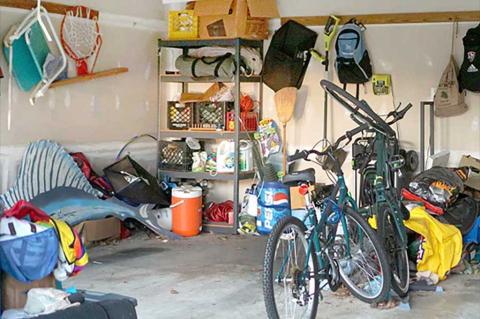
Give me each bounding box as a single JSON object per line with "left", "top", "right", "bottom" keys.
{"left": 276, "top": 173, "right": 358, "bottom": 285}
{"left": 371, "top": 133, "right": 408, "bottom": 247}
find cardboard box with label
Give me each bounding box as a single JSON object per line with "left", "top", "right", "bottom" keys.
{"left": 460, "top": 155, "right": 480, "bottom": 191}
{"left": 1, "top": 273, "right": 55, "bottom": 310}
{"left": 74, "top": 217, "right": 121, "bottom": 246}
{"left": 192, "top": 0, "right": 279, "bottom": 39}
{"left": 290, "top": 185, "right": 314, "bottom": 210}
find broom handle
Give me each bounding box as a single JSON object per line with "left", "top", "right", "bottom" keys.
{"left": 283, "top": 123, "right": 287, "bottom": 175}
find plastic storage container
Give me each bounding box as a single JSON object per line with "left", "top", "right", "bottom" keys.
{"left": 257, "top": 182, "right": 291, "bottom": 234}
{"left": 171, "top": 186, "right": 203, "bottom": 237}
{"left": 168, "top": 10, "right": 198, "bottom": 40}
{"left": 158, "top": 141, "right": 193, "bottom": 171}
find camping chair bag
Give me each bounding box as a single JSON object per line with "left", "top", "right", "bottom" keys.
{"left": 104, "top": 156, "right": 170, "bottom": 207}
{"left": 263, "top": 20, "right": 318, "bottom": 92}
{"left": 175, "top": 53, "right": 237, "bottom": 78}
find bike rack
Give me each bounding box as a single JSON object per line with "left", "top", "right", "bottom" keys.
{"left": 419, "top": 101, "right": 435, "bottom": 172}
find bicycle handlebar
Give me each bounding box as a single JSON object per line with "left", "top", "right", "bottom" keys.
{"left": 288, "top": 122, "right": 369, "bottom": 163}
{"left": 320, "top": 80, "right": 397, "bottom": 136}
{"left": 386, "top": 103, "right": 413, "bottom": 125}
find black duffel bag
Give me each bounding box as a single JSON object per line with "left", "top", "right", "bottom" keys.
{"left": 104, "top": 156, "right": 170, "bottom": 208}
{"left": 263, "top": 20, "right": 318, "bottom": 92}
{"left": 437, "top": 195, "right": 479, "bottom": 235}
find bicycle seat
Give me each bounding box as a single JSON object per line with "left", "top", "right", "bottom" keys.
{"left": 282, "top": 168, "right": 316, "bottom": 186}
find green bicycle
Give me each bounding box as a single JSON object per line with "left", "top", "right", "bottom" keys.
{"left": 263, "top": 129, "right": 390, "bottom": 319}
{"left": 320, "top": 80, "right": 413, "bottom": 297}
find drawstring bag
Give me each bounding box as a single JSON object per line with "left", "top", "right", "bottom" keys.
{"left": 1, "top": 200, "right": 89, "bottom": 282}
{"left": 0, "top": 217, "right": 58, "bottom": 283}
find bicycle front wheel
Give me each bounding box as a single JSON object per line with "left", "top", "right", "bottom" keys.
{"left": 335, "top": 207, "right": 391, "bottom": 303}
{"left": 377, "top": 204, "right": 410, "bottom": 297}
{"left": 263, "top": 216, "right": 319, "bottom": 319}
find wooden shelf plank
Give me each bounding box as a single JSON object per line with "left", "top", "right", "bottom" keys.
{"left": 50, "top": 67, "right": 128, "bottom": 89}
{"left": 0, "top": 0, "right": 99, "bottom": 18}
{"left": 281, "top": 10, "right": 480, "bottom": 26}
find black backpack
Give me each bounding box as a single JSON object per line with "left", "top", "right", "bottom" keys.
{"left": 458, "top": 23, "right": 480, "bottom": 92}
{"left": 335, "top": 19, "right": 372, "bottom": 86}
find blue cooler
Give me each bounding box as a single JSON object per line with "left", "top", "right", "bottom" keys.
{"left": 257, "top": 182, "right": 291, "bottom": 234}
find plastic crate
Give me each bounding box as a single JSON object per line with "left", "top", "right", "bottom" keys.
{"left": 158, "top": 141, "right": 193, "bottom": 171}
{"left": 194, "top": 102, "right": 233, "bottom": 129}
{"left": 168, "top": 10, "right": 198, "bottom": 40}
{"left": 167, "top": 102, "right": 193, "bottom": 130}
{"left": 226, "top": 111, "right": 258, "bottom": 132}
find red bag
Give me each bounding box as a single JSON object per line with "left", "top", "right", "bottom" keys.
{"left": 401, "top": 188, "right": 444, "bottom": 216}
{"left": 3, "top": 200, "right": 51, "bottom": 222}
{"left": 70, "top": 152, "right": 114, "bottom": 198}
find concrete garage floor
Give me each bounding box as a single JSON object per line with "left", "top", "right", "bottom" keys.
{"left": 69, "top": 234, "right": 480, "bottom": 319}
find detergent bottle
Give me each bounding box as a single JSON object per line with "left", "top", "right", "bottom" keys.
{"left": 216, "top": 140, "right": 235, "bottom": 173}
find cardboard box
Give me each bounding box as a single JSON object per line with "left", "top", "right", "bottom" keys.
{"left": 2, "top": 273, "right": 55, "bottom": 310}
{"left": 459, "top": 155, "right": 480, "bottom": 191}
{"left": 193, "top": 0, "right": 279, "bottom": 40}
{"left": 74, "top": 217, "right": 121, "bottom": 245}
{"left": 179, "top": 83, "right": 225, "bottom": 103}
{"left": 290, "top": 186, "right": 314, "bottom": 210}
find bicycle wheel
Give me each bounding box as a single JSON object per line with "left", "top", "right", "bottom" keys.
{"left": 334, "top": 207, "right": 390, "bottom": 303}
{"left": 263, "top": 216, "right": 319, "bottom": 319}
{"left": 377, "top": 204, "right": 410, "bottom": 297}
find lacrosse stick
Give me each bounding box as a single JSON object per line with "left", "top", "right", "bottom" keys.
{"left": 61, "top": 6, "right": 102, "bottom": 76}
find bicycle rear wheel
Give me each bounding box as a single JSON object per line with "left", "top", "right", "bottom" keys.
{"left": 335, "top": 207, "right": 390, "bottom": 303}
{"left": 263, "top": 216, "right": 319, "bottom": 319}
{"left": 377, "top": 204, "right": 410, "bottom": 297}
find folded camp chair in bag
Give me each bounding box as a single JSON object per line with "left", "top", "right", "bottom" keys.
{"left": 263, "top": 20, "right": 318, "bottom": 92}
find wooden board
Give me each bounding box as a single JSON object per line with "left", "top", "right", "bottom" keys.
{"left": 281, "top": 11, "right": 480, "bottom": 26}
{"left": 0, "top": 0, "right": 99, "bottom": 18}
{"left": 50, "top": 67, "right": 128, "bottom": 89}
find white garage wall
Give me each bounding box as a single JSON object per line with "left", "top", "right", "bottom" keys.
{"left": 0, "top": 1, "right": 167, "bottom": 192}
{"left": 261, "top": 0, "right": 480, "bottom": 190}
{"left": 1, "top": 0, "right": 479, "bottom": 196}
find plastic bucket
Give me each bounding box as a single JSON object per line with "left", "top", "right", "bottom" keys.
{"left": 256, "top": 182, "right": 291, "bottom": 235}
{"left": 171, "top": 186, "right": 203, "bottom": 237}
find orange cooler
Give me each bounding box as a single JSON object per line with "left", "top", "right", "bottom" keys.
{"left": 171, "top": 186, "right": 203, "bottom": 237}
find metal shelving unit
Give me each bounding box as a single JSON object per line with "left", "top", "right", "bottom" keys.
{"left": 157, "top": 38, "right": 263, "bottom": 234}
